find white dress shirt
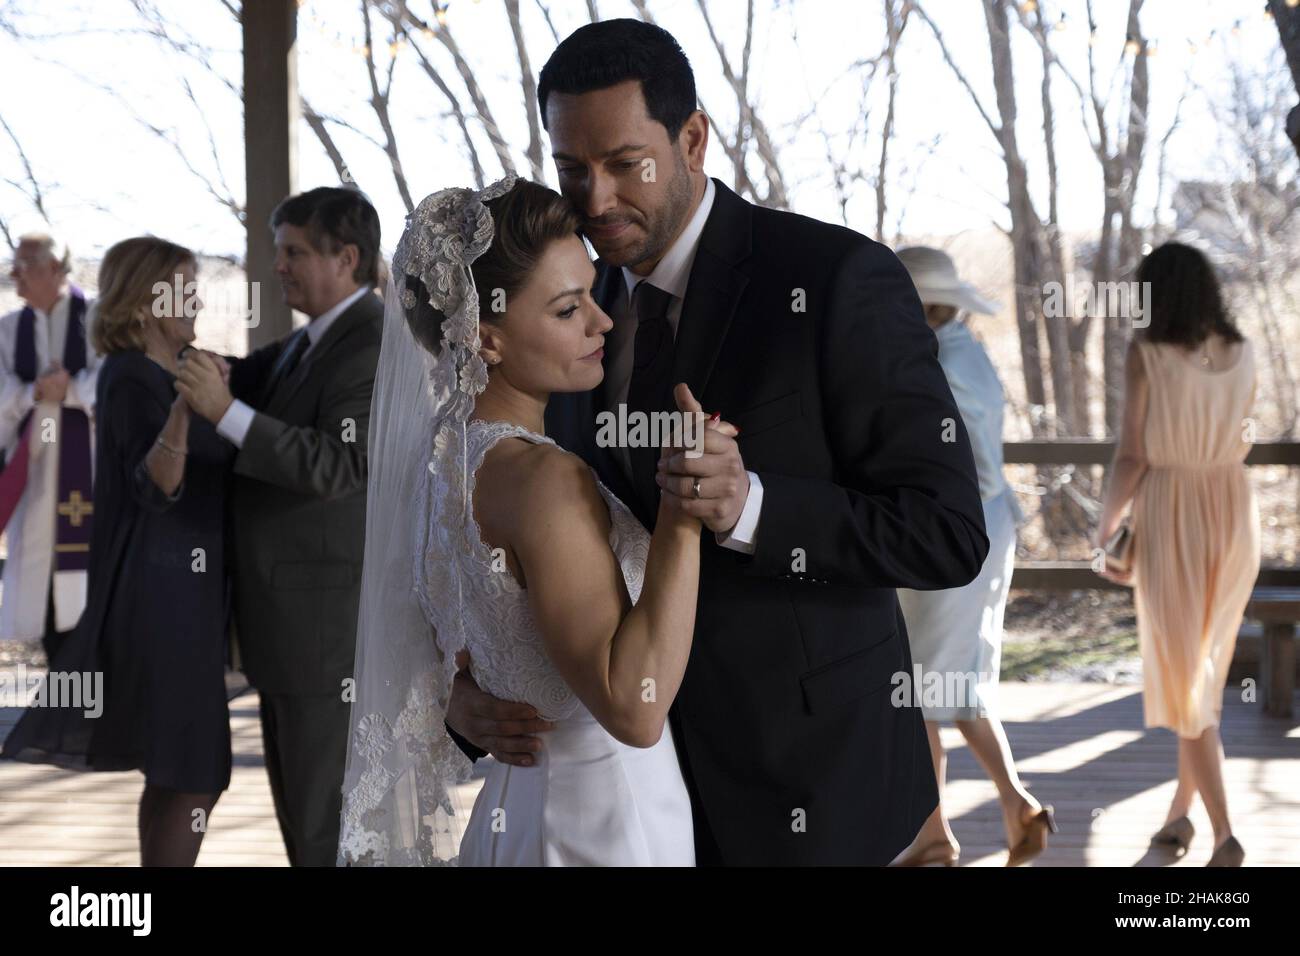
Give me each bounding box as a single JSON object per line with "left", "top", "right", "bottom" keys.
{"left": 603, "top": 177, "right": 763, "bottom": 554}
{"left": 217, "top": 285, "right": 371, "bottom": 448}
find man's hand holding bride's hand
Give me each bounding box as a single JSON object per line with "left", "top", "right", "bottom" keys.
{"left": 446, "top": 650, "right": 555, "bottom": 767}
{"left": 655, "top": 382, "right": 744, "bottom": 531}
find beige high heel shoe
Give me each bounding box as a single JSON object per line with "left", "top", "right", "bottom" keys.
{"left": 1006, "top": 805, "right": 1057, "bottom": 867}
{"left": 892, "top": 838, "right": 960, "bottom": 867}
{"left": 1206, "top": 836, "right": 1245, "bottom": 867}
{"left": 1150, "top": 816, "right": 1194, "bottom": 855}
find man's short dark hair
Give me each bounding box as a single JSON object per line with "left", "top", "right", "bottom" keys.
{"left": 537, "top": 18, "right": 697, "bottom": 140}
{"left": 270, "top": 187, "right": 381, "bottom": 287}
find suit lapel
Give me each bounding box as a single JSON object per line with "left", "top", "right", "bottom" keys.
{"left": 268, "top": 292, "right": 379, "bottom": 413}
{"left": 671, "top": 179, "right": 752, "bottom": 402}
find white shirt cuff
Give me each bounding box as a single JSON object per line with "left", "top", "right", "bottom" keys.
{"left": 716, "top": 471, "right": 762, "bottom": 554}
{"left": 216, "top": 399, "right": 257, "bottom": 449}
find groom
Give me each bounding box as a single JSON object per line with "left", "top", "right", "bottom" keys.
{"left": 447, "top": 19, "right": 989, "bottom": 865}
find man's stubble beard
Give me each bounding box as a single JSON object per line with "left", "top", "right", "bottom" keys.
{"left": 604, "top": 154, "right": 695, "bottom": 271}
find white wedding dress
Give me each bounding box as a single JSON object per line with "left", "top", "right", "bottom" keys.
{"left": 426, "top": 419, "right": 695, "bottom": 866}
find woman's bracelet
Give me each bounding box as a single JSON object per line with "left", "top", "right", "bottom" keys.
{"left": 155, "top": 437, "right": 188, "bottom": 459}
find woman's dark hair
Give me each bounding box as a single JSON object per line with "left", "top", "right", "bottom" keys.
{"left": 270, "top": 186, "right": 382, "bottom": 287}
{"left": 1136, "top": 242, "right": 1243, "bottom": 348}
{"left": 537, "top": 18, "right": 697, "bottom": 140}
{"left": 405, "top": 180, "right": 581, "bottom": 355}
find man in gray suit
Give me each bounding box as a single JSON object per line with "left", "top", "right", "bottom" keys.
{"left": 178, "top": 187, "right": 382, "bottom": 865}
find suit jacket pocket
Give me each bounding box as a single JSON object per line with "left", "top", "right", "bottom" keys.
{"left": 733, "top": 391, "right": 801, "bottom": 438}
{"left": 271, "top": 560, "right": 355, "bottom": 590}
{"left": 799, "top": 631, "right": 902, "bottom": 715}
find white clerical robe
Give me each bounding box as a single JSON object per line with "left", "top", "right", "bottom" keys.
{"left": 0, "top": 292, "right": 102, "bottom": 641}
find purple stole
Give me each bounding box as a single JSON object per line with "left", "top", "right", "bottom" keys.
{"left": 2, "top": 289, "right": 94, "bottom": 572}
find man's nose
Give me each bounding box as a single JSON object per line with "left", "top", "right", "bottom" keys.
{"left": 581, "top": 170, "right": 618, "bottom": 220}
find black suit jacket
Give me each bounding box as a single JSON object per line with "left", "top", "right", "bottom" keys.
{"left": 544, "top": 179, "right": 989, "bottom": 865}
{"left": 225, "top": 291, "right": 383, "bottom": 696}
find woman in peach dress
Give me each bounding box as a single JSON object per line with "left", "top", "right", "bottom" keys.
{"left": 1097, "top": 243, "right": 1259, "bottom": 867}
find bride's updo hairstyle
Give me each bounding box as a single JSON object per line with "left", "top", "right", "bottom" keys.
{"left": 405, "top": 180, "right": 581, "bottom": 355}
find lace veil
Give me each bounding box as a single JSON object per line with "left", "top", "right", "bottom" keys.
{"left": 337, "top": 173, "right": 518, "bottom": 865}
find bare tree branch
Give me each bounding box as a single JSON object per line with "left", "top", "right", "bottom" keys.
{"left": 0, "top": 114, "right": 49, "bottom": 222}
{"left": 395, "top": 2, "right": 517, "bottom": 177}
{"left": 911, "top": 1, "right": 1002, "bottom": 141}
{"left": 875, "top": 0, "right": 907, "bottom": 242}
{"left": 360, "top": 1, "right": 415, "bottom": 212}
{"left": 303, "top": 98, "right": 357, "bottom": 187}
{"left": 693, "top": 0, "right": 788, "bottom": 207}
{"left": 391, "top": 21, "right": 487, "bottom": 188}
{"left": 1151, "top": 77, "right": 1190, "bottom": 225}
{"left": 506, "top": 0, "right": 545, "bottom": 181}
{"left": 532, "top": 0, "right": 562, "bottom": 44}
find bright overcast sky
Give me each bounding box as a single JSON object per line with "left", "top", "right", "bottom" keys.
{"left": 0, "top": 0, "right": 1287, "bottom": 260}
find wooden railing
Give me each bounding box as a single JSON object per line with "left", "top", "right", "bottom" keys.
{"left": 1004, "top": 440, "right": 1300, "bottom": 590}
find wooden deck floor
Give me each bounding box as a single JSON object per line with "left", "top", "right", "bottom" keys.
{"left": 1, "top": 677, "right": 1296, "bottom": 866}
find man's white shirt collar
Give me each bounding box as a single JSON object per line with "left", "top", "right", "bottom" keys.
{"left": 620, "top": 176, "right": 716, "bottom": 300}
{"left": 305, "top": 285, "right": 370, "bottom": 352}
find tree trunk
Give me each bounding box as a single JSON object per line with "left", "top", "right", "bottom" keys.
{"left": 983, "top": 0, "right": 1048, "bottom": 436}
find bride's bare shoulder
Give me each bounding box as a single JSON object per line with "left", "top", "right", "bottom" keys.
{"left": 478, "top": 440, "right": 606, "bottom": 531}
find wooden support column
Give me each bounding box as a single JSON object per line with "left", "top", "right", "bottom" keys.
{"left": 242, "top": 0, "right": 298, "bottom": 350}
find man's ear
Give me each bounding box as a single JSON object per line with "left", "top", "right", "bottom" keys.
{"left": 337, "top": 243, "right": 360, "bottom": 279}
{"left": 680, "top": 110, "right": 709, "bottom": 173}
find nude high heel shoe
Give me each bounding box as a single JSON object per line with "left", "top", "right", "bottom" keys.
{"left": 1006, "top": 805, "right": 1057, "bottom": 867}
{"left": 1150, "top": 816, "right": 1194, "bottom": 855}
{"left": 891, "top": 838, "right": 960, "bottom": 867}
{"left": 1206, "top": 836, "right": 1245, "bottom": 867}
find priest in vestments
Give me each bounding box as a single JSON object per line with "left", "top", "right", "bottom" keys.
{"left": 0, "top": 234, "right": 101, "bottom": 662}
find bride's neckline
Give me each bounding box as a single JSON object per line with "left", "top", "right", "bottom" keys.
{"left": 467, "top": 417, "right": 552, "bottom": 441}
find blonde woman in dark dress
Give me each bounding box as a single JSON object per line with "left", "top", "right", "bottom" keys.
{"left": 2, "top": 237, "right": 235, "bottom": 866}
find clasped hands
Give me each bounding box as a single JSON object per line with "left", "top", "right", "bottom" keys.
{"left": 655, "top": 382, "right": 746, "bottom": 533}
{"left": 32, "top": 361, "right": 70, "bottom": 404}
{"left": 174, "top": 347, "right": 233, "bottom": 423}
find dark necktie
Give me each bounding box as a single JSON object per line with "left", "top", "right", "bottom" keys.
{"left": 626, "top": 280, "right": 675, "bottom": 521}
{"left": 264, "top": 328, "right": 311, "bottom": 402}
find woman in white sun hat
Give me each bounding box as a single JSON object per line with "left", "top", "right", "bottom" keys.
{"left": 890, "top": 246, "right": 1054, "bottom": 867}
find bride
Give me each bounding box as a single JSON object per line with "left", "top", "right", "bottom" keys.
{"left": 337, "top": 174, "right": 733, "bottom": 866}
